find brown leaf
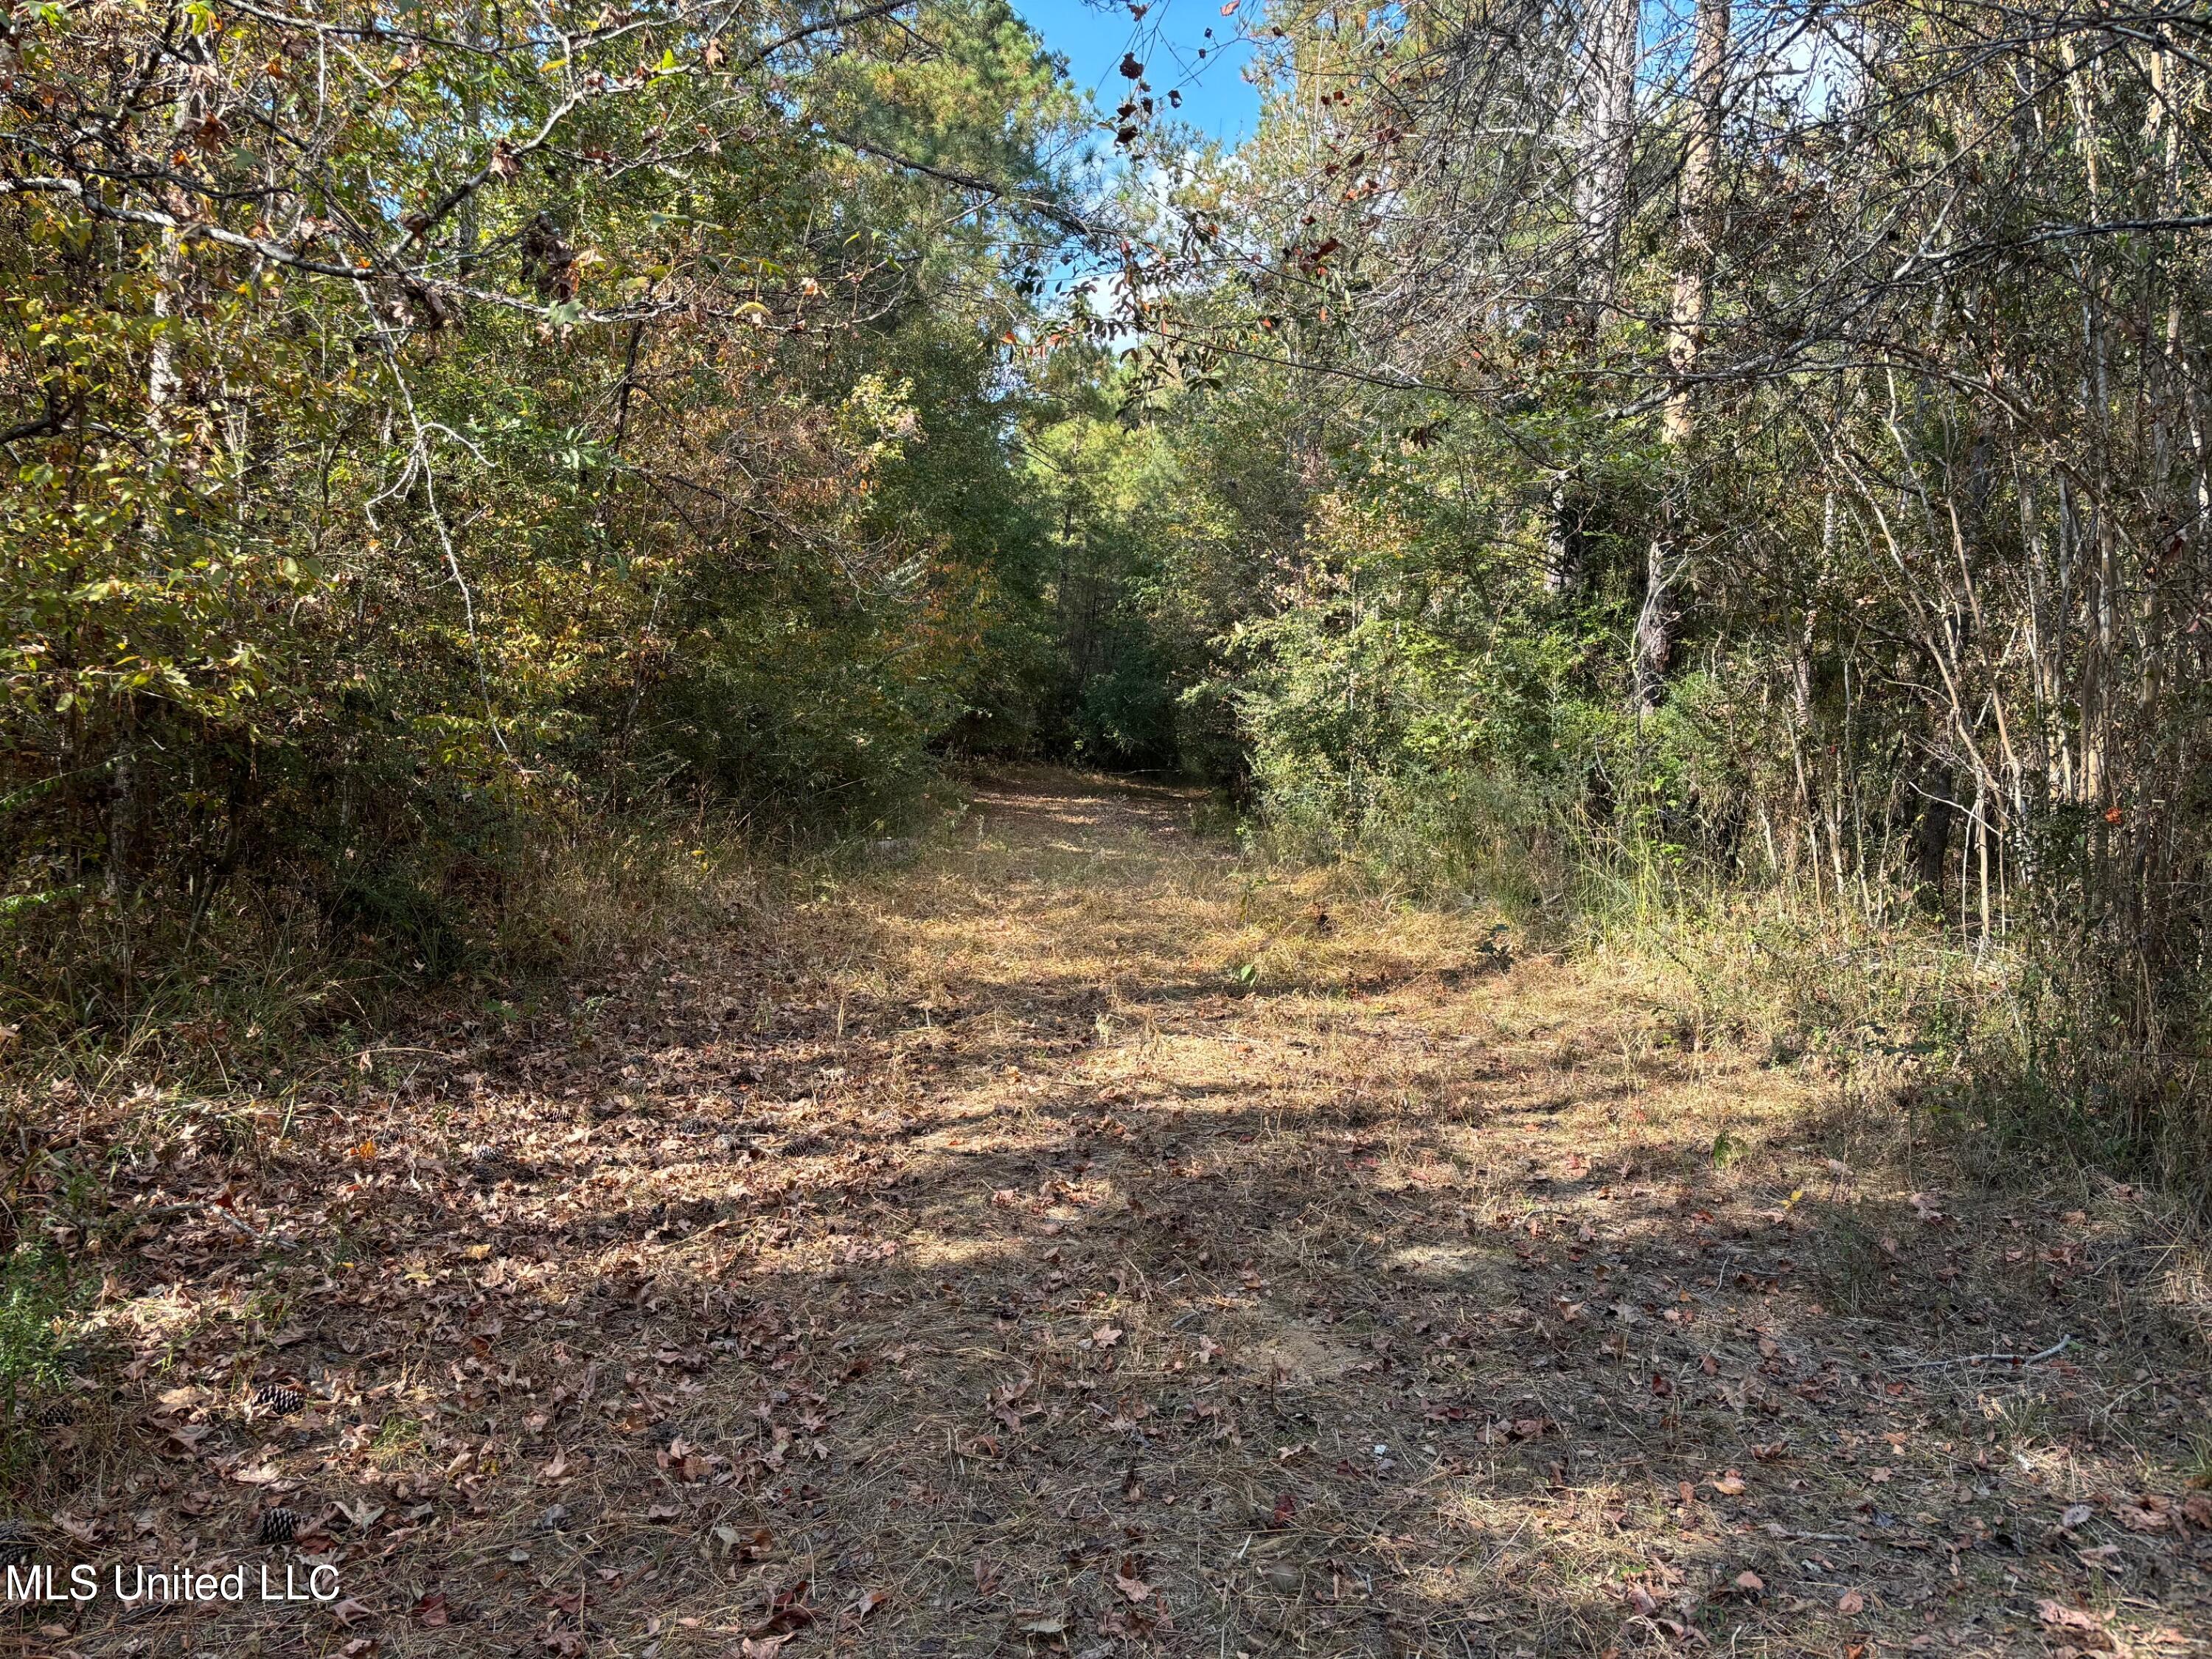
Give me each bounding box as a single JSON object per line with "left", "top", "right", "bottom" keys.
{"left": 1113, "top": 1571, "right": 1151, "bottom": 1603}
{"left": 330, "top": 1599, "right": 377, "bottom": 1627}
{"left": 751, "top": 1581, "right": 813, "bottom": 1636}
{"left": 1836, "top": 1589, "right": 1865, "bottom": 1615}
{"left": 2037, "top": 1601, "right": 2101, "bottom": 1632}
{"left": 1708, "top": 1469, "right": 1747, "bottom": 1496}
{"left": 52, "top": 1514, "right": 101, "bottom": 1545}
{"left": 410, "top": 1593, "right": 448, "bottom": 1629}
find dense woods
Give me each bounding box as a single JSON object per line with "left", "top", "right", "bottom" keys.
{"left": 1105, "top": 0, "right": 2212, "bottom": 1188}
{"left": 6, "top": 0, "right": 2212, "bottom": 1189}
{"left": 8, "top": 4, "right": 2212, "bottom": 1646}
{"left": 3, "top": 0, "right": 1093, "bottom": 1032}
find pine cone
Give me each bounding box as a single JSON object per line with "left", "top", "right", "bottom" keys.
{"left": 257, "top": 1507, "right": 302, "bottom": 1545}
{"left": 0, "top": 1520, "right": 31, "bottom": 1568}
{"left": 27, "top": 1398, "right": 75, "bottom": 1427}
{"left": 254, "top": 1383, "right": 306, "bottom": 1416}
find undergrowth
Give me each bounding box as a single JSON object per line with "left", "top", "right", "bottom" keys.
{"left": 0, "top": 790, "right": 905, "bottom": 1107}
{"left": 0, "top": 1246, "right": 78, "bottom": 1464}
{"left": 0, "top": 757, "right": 975, "bottom": 1423}
{"left": 1246, "top": 763, "right": 2212, "bottom": 1223}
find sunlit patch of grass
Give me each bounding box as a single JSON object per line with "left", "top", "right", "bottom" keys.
{"left": 2184, "top": 1431, "right": 2212, "bottom": 1490}
{"left": 0, "top": 1245, "right": 88, "bottom": 1491}
{"left": 0, "top": 1246, "right": 74, "bottom": 1413}
{"left": 1978, "top": 1387, "right": 2060, "bottom": 1455}
{"left": 369, "top": 1415, "right": 425, "bottom": 1465}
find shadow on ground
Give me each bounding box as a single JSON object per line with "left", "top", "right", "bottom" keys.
{"left": 7, "top": 768, "right": 2209, "bottom": 1658}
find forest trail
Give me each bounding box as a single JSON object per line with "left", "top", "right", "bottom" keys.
{"left": 32, "top": 770, "right": 2211, "bottom": 1658}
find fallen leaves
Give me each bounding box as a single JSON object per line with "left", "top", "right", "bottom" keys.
{"left": 839, "top": 1588, "right": 889, "bottom": 1630}
{"left": 748, "top": 1581, "right": 815, "bottom": 1639}
{"left": 1480, "top": 1414, "right": 1556, "bottom": 1443}
{"left": 21, "top": 776, "right": 2212, "bottom": 1659}
{"left": 657, "top": 1436, "right": 712, "bottom": 1482}
{"left": 335, "top": 1497, "right": 386, "bottom": 1531}
{"left": 2037, "top": 1599, "right": 2118, "bottom": 1651}
{"left": 711, "top": 1525, "right": 773, "bottom": 1562}
{"left": 2115, "top": 1495, "right": 2174, "bottom": 1531}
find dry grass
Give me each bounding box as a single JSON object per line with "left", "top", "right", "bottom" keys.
{"left": 5, "top": 767, "right": 2209, "bottom": 1658}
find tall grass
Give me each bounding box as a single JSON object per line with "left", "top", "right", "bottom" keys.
{"left": 0, "top": 793, "right": 783, "bottom": 1144}
{"left": 1245, "top": 760, "right": 2211, "bottom": 1214}
{"left": 1246, "top": 764, "right": 1568, "bottom": 920}
{"left": 0, "top": 1248, "right": 74, "bottom": 1419}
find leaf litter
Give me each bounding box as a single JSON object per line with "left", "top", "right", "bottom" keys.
{"left": 7, "top": 768, "right": 2210, "bottom": 1657}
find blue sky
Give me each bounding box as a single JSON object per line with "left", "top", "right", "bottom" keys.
{"left": 1015, "top": 0, "right": 1261, "bottom": 147}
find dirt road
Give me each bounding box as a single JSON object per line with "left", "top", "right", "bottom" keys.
{"left": 18, "top": 770, "right": 2211, "bottom": 1656}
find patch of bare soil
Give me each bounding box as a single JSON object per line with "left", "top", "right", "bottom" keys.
{"left": 8, "top": 767, "right": 2210, "bottom": 1658}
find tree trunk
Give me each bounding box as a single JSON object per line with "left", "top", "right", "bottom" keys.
{"left": 1573, "top": 0, "right": 1641, "bottom": 314}
{"left": 1913, "top": 769, "right": 1954, "bottom": 912}
{"left": 1633, "top": 0, "right": 1728, "bottom": 715}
